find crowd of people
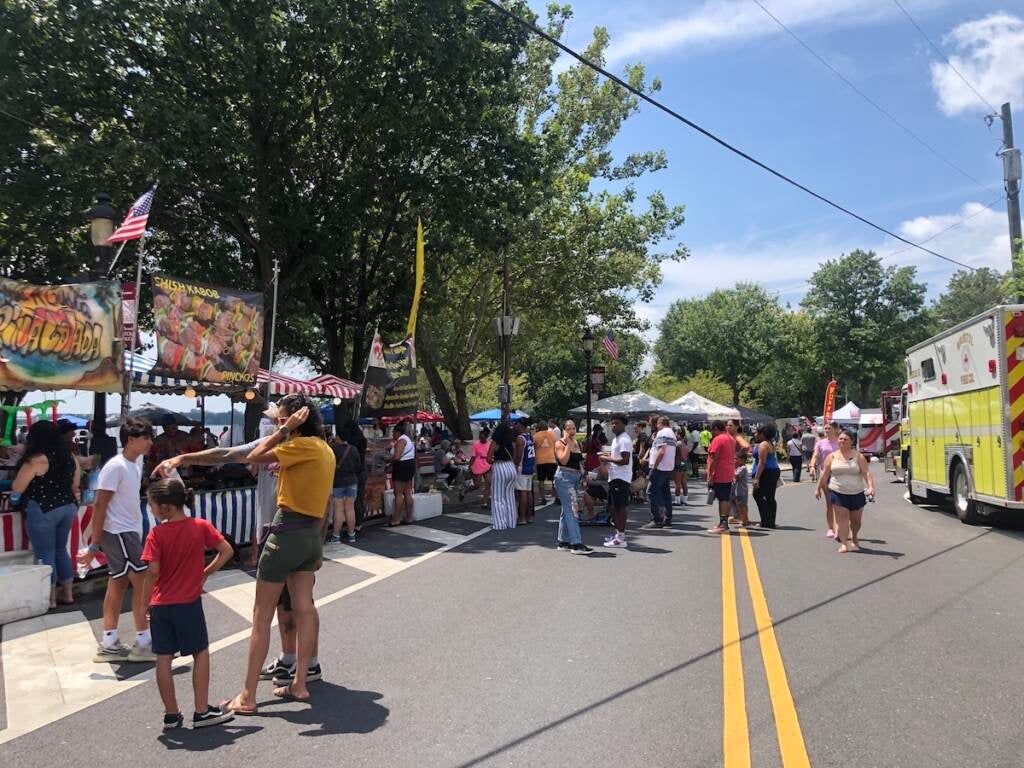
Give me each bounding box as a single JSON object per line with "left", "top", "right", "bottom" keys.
{"left": 1, "top": 396, "right": 880, "bottom": 730}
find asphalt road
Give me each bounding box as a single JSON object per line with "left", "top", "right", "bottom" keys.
{"left": 3, "top": 467, "right": 1024, "bottom": 767}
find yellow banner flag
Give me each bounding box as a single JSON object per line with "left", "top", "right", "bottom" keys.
{"left": 407, "top": 218, "right": 425, "bottom": 337}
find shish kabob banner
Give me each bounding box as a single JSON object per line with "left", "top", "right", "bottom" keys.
{"left": 150, "top": 274, "right": 264, "bottom": 385}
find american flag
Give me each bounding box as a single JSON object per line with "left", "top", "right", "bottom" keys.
{"left": 107, "top": 186, "right": 155, "bottom": 244}
{"left": 602, "top": 331, "right": 619, "bottom": 360}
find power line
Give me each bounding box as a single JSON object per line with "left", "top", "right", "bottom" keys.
{"left": 750, "top": 0, "right": 1000, "bottom": 197}
{"left": 891, "top": 0, "right": 999, "bottom": 115}
{"left": 769, "top": 195, "right": 1004, "bottom": 296}
{"left": 880, "top": 195, "right": 1005, "bottom": 259}
{"left": 479, "top": 0, "right": 976, "bottom": 272}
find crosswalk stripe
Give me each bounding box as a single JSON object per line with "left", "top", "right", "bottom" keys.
{"left": 384, "top": 523, "right": 467, "bottom": 546}
{"left": 1, "top": 610, "right": 142, "bottom": 739}
{"left": 325, "top": 543, "right": 406, "bottom": 576}
{"left": 204, "top": 578, "right": 257, "bottom": 620}
{"left": 449, "top": 511, "right": 494, "bottom": 525}
{"left": 0, "top": 520, "right": 494, "bottom": 745}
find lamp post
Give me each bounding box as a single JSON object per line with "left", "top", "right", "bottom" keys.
{"left": 582, "top": 325, "right": 594, "bottom": 439}
{"left": 493, "top": 262, "right": 518, "bottom": 424}
{"left": 85, "top": 193, "right": 119, "bottom": 462}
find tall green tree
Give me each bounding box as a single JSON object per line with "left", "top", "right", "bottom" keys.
{"left": 654, "top": 283, "right": 781, "bottom": 404}
{"left": 749, "top": 311, "right": 825, "bottom": 417}
{"left": 415, "top": 9, "right": 686, "bottom": 435}
{"left": 801, "top": 249, "right": 928, "bottom": 404}
{"left": 932, "top": 267, "right": 1008, "bottom": 330}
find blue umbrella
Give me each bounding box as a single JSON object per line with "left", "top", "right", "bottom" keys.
{"left": 469, "top": 408, "right": 531, "bottom": 422}
{"left": 57, "top": 414, "right": 90, "bottom": 428}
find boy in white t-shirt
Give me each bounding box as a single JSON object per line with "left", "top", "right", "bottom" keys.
{"left": 78, "top": 417, "right": 156, "bottom": 663}
{"left": 600, "top": 413, "right": 633, "bottom": 548}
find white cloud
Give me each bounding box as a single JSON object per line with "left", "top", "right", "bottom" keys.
{"left": 605, "top": 0, "right": 938, "bottom": 63}
{"left": 930, "top": 13, "right": 1024, "bottom": 116}
{"left": 648, "top": 198, "right": 1010, "bottom": 312}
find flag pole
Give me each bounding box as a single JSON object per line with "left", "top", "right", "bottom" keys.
{"left": 122, "top": 234, "right": 147, "bottom": 418}
{"left": 263, "top": 258, "right": 280, "bottom": 402}
{"left": 105, "top": 241, "right": 128, "bottom": 278}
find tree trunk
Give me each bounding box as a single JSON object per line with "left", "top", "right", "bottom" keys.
{"left": 417, "top": 328, "right": 471, "bottom": 439}
{"left": 451, "top": 368, "right": 473, "bottom": 439}
{"left": 859, "top": 377, "right": 873, "bottom": 407}
{"left": 731, "top": 381, "right": 741, "bottom": 406}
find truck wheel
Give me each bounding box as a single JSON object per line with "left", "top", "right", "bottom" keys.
{"left": 906, "top": 460, "right": 925, "bottom": 505}
{"left": 951, "top": 462, "right": 981, "bottom": 525}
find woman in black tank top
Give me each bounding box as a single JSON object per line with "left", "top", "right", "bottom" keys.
{"left": 12, "top": 420, "right": 81, "bottom": 608}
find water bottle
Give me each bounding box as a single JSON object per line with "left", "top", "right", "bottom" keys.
{"left": 76, "top": 548, "right": 93, "bottom": 579}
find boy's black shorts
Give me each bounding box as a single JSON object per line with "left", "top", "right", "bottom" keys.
{"left": 150, "top": 598, "right": 209, "bottom": 656}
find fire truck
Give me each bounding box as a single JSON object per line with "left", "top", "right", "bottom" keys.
{"left": 901, "top": 305, "right": 1024, "bottom": 523}
{"left": 881, "top": 389, "right": 904, "bottom": 480}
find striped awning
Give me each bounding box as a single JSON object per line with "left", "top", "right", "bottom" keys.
{"left": 125, "top": 352, "right": 360, "bottom": 399}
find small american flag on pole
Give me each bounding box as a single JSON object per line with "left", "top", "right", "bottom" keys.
{"left": 107, "top": 186, "right": 155, "bottom": 243}
{"left": 602, "top": 331, "right": 619, "bottom": 360}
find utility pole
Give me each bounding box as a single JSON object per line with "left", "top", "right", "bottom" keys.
{"left": 1000, "top": 102, "right": 1023, "bottom": 301}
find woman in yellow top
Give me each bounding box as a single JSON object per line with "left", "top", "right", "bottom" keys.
{"left": 222, "top": 394, "right": 335, "bottom": 712}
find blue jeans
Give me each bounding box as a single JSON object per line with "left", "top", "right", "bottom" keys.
{"left": 552, "top": 469, "right": 582, "bottom": 545}
{"left": 647, "top": 469, "right": 673, "bottom": 525}
{"left": 24, "top": 500, "right": 77, "bottom": 585}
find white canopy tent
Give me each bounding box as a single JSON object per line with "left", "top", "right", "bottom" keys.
{"left": 670, "top": 391, "right": 741, "bottom": 421}
{"left": 568, "top": 390, "right": 701, "bottom": 421}
{"left": 832, "top": 401, "right": 861, "bottom": 422}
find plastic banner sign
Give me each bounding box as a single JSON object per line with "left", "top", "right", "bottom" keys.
{"left": 359, "top": 331, "right": 417, "bottom": 418}
{"left": 151, "top": 274, "right": 264, "bottom": 385}
{"left": 822, "top": 379, "right": 838, "bottom": 423}
{"left": 0, "top": 279, "right": 124, "bottom": 392}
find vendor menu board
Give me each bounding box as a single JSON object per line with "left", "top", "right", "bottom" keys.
{"left": 0, "top": 279, "right": 124, "bottom": 392}
{"left": 151, "top": 275, "right": 264, "bottom": 385}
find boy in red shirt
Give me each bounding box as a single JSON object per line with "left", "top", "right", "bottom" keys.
{"left": 141, "top": 478, "right": 235, "bottom": 730}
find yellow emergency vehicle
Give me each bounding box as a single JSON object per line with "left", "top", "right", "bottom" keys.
{"left": 903, "top": 305, "right": 1024, "bottom": 523}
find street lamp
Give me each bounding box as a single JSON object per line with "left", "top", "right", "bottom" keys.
{"left": 493, "top": 263, "right": 519, "bottom": 424}
{"left": 84, "top": 193, "right": 119, "bottom": 463}
{"left": 582, "top": 325, "right": 594, "bottom": 439}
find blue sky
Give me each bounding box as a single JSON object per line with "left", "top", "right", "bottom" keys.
{"left": 533, "top": 0, "right": 1023, "bottom": 325}
{"left": 31, "top": 1, "right": 1024, "bottom": 414}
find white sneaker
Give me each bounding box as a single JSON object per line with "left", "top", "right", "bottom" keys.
{"left": 603, "top": 536, "right": 627, "bottom": 548}
{"left": 127, "top": 642, "right": 156, "bottom": 662}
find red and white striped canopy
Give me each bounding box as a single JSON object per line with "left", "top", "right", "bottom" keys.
{"left": 258, "top": 371, "right": 361, "bottom": 400}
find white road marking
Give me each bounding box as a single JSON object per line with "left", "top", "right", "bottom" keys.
{"left": 384, "top": 523, "right": 467, "bottom": 546}
{"left": 449, "top": 511, "right": 494, "bottom": 525}
{"left": 324, "top": 542, "right": 406, "bottom": 576}
{"left": 204, "top": 578, "right": 257, "bottom": 621}
{"left": 0, "top": 521, "right": 494, "bottom": 745}
{"left": 1, "top": 610, "right": 144, "bottom": 740}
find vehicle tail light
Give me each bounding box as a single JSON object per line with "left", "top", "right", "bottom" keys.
{"left": 989, "top": 359, "right": 998, "bottom": 375}
{"left": 941, "top": 373, "right": 948, "bottom": 385}
{"left": 907, "top": 383, "right": 913, "bottom": 393}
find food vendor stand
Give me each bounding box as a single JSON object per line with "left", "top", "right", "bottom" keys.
{"left": 0, "top": 353, "right": 362, "bottom": 567}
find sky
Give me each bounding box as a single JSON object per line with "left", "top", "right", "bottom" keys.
{"left": 25, "top": 0, "right": 1024, "bottom": 414}
{"left": 531, "top": 0, "right": 1022, "bottom": 329}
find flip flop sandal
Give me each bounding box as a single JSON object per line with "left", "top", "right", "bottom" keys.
{"left": 220, "top": 696, "right": 258, "bottom": 715}
{"left": 273, "top": 684, "right": 311, "bottom": 703}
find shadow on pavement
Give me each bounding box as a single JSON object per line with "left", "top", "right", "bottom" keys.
{"left": 158, "top": 723, "right": 263, "bottom": 750}
{"left": 255, "top": 682, "right": 389, "bottom": 737}
{"left": 773, "top": 525, "right": 813, "bottom": 531}
{"left": 854, "top": 546, "right": 905, "bottom": 559}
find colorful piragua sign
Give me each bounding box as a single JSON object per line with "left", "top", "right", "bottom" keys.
{"left": 0, "top": 279, "right": 124, "bottom": 392}
{"left": 151, "top": 275, "right": 264, "bottom": 385}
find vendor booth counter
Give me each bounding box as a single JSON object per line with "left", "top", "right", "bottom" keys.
{"left": 0, "top": 486, "right": 259, "bottom": 570}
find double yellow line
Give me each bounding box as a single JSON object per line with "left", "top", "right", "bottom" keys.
{"left": 721, "top": 530, "right": 811, "bottom": 768}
